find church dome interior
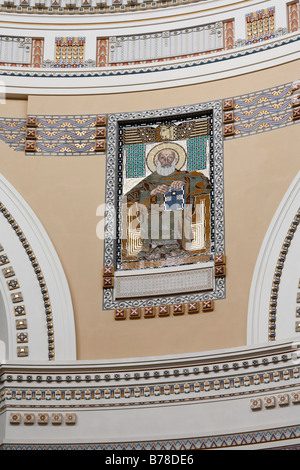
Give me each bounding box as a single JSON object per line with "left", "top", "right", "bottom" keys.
{"left": 0, "top": 0, "right": 299, "bottom": 451}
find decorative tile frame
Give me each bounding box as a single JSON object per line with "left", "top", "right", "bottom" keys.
{"left": 103, "top": 101, "right": 225, "bottom": 310}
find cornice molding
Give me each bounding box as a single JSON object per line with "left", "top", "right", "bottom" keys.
{"left": 1, "top": 339, "right": 300, "bottom": 449}
{"left": 0, "top": 32, "right": 299, "bottom": 95}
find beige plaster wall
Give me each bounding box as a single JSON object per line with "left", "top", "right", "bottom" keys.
{"left": 0, "top": 60, "right": 299, "bottom": 360}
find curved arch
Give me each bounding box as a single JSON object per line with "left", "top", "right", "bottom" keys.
{"left": 0, "top": 173, "right": 76, "bottom": 361}
{"left": 0, "top": 289, "right": 9, "bottom": 360}
{"left": 247, "top": 171, "right": 300, "bottom": 345}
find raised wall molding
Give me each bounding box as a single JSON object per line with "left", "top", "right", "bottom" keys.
{"left": 1, "top": 339, "right": 300, "bottom": 449}
{"left": 248, "top": 171, "right": 300, "bottom": 345}
{"left": 0, "top": 173, "right": 76, "bottom": 361}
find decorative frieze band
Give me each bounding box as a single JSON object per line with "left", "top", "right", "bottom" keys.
{"left": 1, "top": 364, "right": 299, "bottom": 409}
{"left": 0, "top": 0, "right": 206, "bottom": 16}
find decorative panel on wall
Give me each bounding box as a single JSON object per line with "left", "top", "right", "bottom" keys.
{"left": 96, "top": 38, "right": 109, "bottom": 67}
{"left": 55, "top": 37, "right": 85, "bottom": 68}
{"left": 108, "top": 22, "right": 223, "bottom": 64}
{"left": 0, "top": 37, "right": 32, "bottom": 64}
{"left": 223, "top": 19, "right": 235, "bottom": 50}
{"left": 222, "top": 82, "right": 296, "bottom": 139}
{"left": 103, "top": 102, "right": 225, "bottom": 310}
{"left": 246, "top": 7, "right": 275, "bottom": 44}
{"left": 0, "top": 36, "right": 44, "bottom": 67}
{"left": 288, "top": 1, "right": 300, "bottom": 32}
{"left": 24, "top": 114, "right": 106, "bottom": 155}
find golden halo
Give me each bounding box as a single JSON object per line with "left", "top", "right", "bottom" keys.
{"left": 146, "top": 142, "right": 187, "bottom": 173}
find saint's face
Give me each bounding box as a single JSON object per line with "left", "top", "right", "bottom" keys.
{"left": 157, "top": 149, "right": 176, "bottom": 168}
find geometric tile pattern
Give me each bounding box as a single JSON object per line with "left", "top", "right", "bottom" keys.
{"left": 0, "top": 118, "right": 26, "bottom": 151}
{"left": 114, "top": 298, "right": 215, "bottom": 319}
{"left": 246, "top": 7, "right": 275, "bottom": 44}
{"left": 2, "top": 425, "right": 300, "bottom": 450}
{"left": 187, "top": 136, "right": 209, "bottom": 171}
{"left": 24, "top": 115, "right": 107, "bottom": 155}
{"left": 228, "top": 83, "right": 297, "bottom": 138}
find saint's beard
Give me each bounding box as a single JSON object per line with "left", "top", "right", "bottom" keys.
{"left": 156, "top": 160, "right": 176, "bottom": 176}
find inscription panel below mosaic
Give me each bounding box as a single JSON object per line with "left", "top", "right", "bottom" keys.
{"left": 115, "top": 266, "right": 213, "bottom": 299}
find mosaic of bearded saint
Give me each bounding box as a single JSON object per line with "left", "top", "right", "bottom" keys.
{"left": 123, "top": 142, "right": 210, "bottom": 262}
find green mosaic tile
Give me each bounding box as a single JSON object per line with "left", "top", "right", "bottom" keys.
{"left": 125, "top": 144, "right": 146, "bottom": 178}
{"left": 187, "top": 136, "right": 209, "bottom": 171}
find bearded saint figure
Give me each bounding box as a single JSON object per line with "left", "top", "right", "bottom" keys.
{"left": 123, "top": 143, "right": 210, "bottom": 261}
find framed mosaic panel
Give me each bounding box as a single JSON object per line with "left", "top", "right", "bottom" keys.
{"left": 103, "top": 101, "right": 225, "bottom": 310}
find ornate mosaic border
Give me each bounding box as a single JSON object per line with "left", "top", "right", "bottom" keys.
{"left": 103, "top": 101, "right": 225, "bottom": 310}
{"left": 2, "top": 365, "right": 298, "bottom": 406}
{"left": 0, "top": 118, "right": 26, "bottom": 152}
